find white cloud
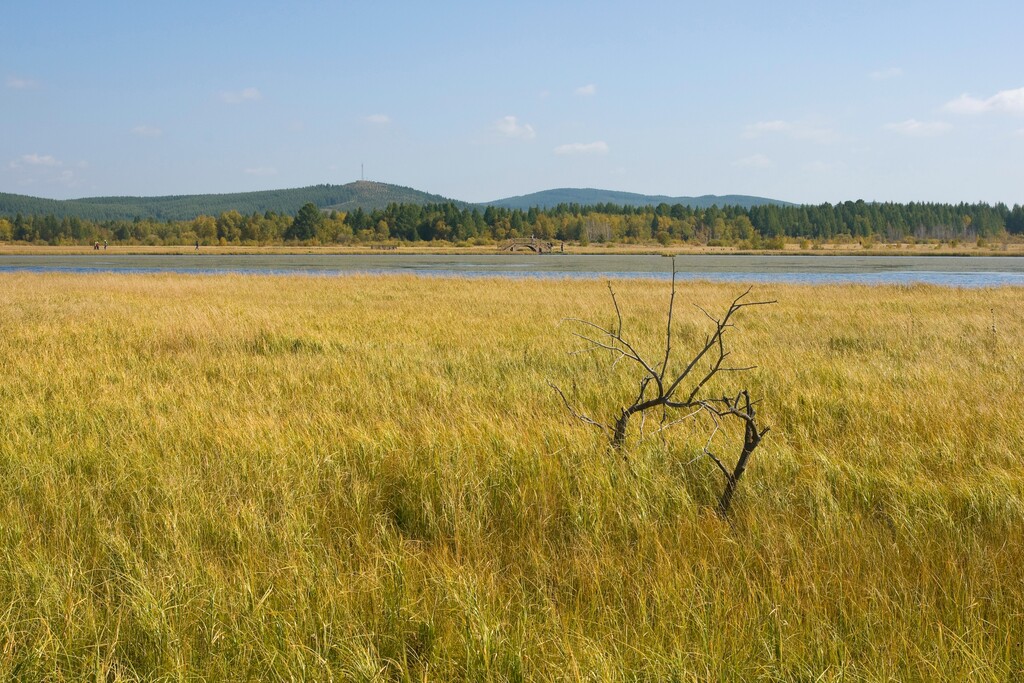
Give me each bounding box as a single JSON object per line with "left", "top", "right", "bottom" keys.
{"left": 743, "top": 120, "right": 835, "bottom": 143}
{"left": 574, "top": 84, "right": 597, "bottom": 96}
{"left": 1014, "top": 128, "right": 1024, "bottom": 139}
{"left": 869, "top": 67, "right": 903, "bottom": 80}
{"left": 220, "top": 87, "right": 262, "bottom": 104}
{"left": 884, "top": 119, "right": 952, "bottom": 137}
{"left": 944, "top": 94, "right": 989, "bottom": 114}
{"left": 6, "top": 76, "right": 38, "bottom": 89}
{"left": 944, "top": 87, "right": 1024, "bottom": 115}
{"left": 365, "top": 114, "right": 391, "bottom": 124}
{"left": 733, "top": 154, "right": 773, "bottom": 169}
{"left": 493, "top": 115, "right": 536, "bottom": 140}
{"left": 131, "top": 124, "right": 162, "bottom": 137}
{"left": 243, "top": 166, "right": 277, "bottom": 176}
{"left": 554, "top": 141, "right": 609, "bottom": 155}
{"left": 11, "top": 153, "right": 62, "bottom": 168}
{"left": 8, "top": 153, "right": 81, "bottom": 188}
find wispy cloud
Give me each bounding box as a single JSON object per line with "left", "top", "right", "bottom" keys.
{"left": 131, "top": 124, "right": 163, "bottom": 137}
{"left": 365, "top": 113, "right": 391, "bottom": 125}
{"left": 869, "top": 67, "right": 903, "bottom": 80}
{"left": 884, "top": 119, "right": 952, "bottom": 137}
{"left": 733, "top": 154, "right": 773, "bottom": 169}
{"left": 944, "top": 87, "right": 1024, "bottom": 115}
{"left": 220, "top": 87, "right": 262, "bottom": 104}
{"left": 10, "top": 153, "right": 62, "bottom": 168}
{"left": 243, "top": 166, "right": 277, "bottom": 176}
{"left": 493, "top": 115, "right": 536, "bottom": 140}
{"left": 6, "top": 76, "right": 38, "bottom": 89}
{"left": 574, "top": 84, "right": 597, "bottom": 96}
{"left": 8, "top": 153, "right": 81, "bottom": 187}
{"left": 554, "top": 141, "right": 608, "bottom": 155}
{"left": 743, "top": 120, "right": 835, "bottom": 143}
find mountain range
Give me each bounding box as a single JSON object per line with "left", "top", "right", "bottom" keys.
{"left": 485, "top": 188, "right": 791, "bottom": 210}
{"left": 0, "top": 181, "right": 792, "bottom": 222}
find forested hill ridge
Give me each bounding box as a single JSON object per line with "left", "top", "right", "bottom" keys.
{"left": 0, "top": 182, "right": 788, "bottom": 222}
{"left": 486, "top": 188, "right": 793, "bottom": 210}
{"left": 0, "top": 181, "right": 463, "bottom": 222}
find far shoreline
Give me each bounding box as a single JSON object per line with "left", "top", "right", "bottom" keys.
{"left": 1, "top": 241, "right": 1022, "bottom": 258}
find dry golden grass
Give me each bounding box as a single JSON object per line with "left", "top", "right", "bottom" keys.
{"left": 0, "top": 273, "right": 1021, "bottom": 681}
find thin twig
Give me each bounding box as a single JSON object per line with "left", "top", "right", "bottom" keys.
{"left": 660, "top": 257, "right": 677, "bottom": 381}
{"left": 607, "top": 281, "right": 623, "bottom": 338}
{"left": 549, "top": 382, "right": 609, "bottom": 436}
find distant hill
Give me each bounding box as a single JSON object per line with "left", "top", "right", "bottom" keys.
{"left": 0, "top": 182, "right": 793, "bottom": 222}
{"left": 0, "top": 181, "right": 463, "bottom": 222}
{"left": 485, "top": 188, "right": 793, "bottom": 210}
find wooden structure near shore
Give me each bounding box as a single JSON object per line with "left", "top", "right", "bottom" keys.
{"left": 500, "top": 237, "right": 561, "bottom": 254}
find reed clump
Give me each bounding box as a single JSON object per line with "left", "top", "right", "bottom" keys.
{"left": 0, "top": 273, "right": 1021, "bottom": 681}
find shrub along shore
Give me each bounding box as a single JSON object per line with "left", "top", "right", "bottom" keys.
{"left": 0, "top": 273, "right": 1021, "bottom": 680}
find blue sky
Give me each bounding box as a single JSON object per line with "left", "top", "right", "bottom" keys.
{"left": 3, "top": 0, "right": 1023, "bottom": 204}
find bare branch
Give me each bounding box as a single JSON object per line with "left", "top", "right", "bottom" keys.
{"left": 653, "top": 406, "right": 704, "bottom": 433}
{"left": 680, "top": 333, "right": 729, "bottom": 405}
{"left": 569, "top": 331, "right": 631, "bottom": 357}
{"left": 549, "top": 382, "right": 610, "bottom": 436}
{"left": 550, "top": 270, "right": 776, "bottom": 517}
{"left": 568, "top": 346, "right": 607, "bottom": 357}
{"left": 693, "top": 303, "right": 719, "bottom": 326}
{"left": 563, "top": 317, "right": 617, "bottom": 338}
{"left": 704, "top": 446, "right": 732, "bottom": 480}
{"left": 607, "top": 281, "right": 624, "bottom": 339}
{"left": 566, "top": 299, "right": 661, "bottom": 380}
{"left": 660, "top": 258, "right": 677, "bottom": 381}
{"left": 700, "top": 411, "right": 732, "bottom": 479}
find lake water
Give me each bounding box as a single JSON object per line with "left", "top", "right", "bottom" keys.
{"left": 1, "top": 253, "right": 1023, "bottom": 286}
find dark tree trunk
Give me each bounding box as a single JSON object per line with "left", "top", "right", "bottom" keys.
{"left": 717, "top": 418, "right": 763, "bottom": 517}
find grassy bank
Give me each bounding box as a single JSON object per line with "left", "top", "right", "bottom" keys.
{"left": 0, "top": 274, "right": 1021, "bottom": 680}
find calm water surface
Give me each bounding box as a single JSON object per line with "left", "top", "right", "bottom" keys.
{"left": 2, "top": 253, "right": 1023, "bottom": 286}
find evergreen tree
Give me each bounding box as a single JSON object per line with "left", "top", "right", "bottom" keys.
{"left": 286, "top": 203, "right": 324, "bottom": 241}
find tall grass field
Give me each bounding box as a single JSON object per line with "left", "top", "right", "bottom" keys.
{"left": 0, "top": 273, "right": 1021, "bottom": 681}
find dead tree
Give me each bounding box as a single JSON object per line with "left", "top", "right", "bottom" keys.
{"left": 551, "top": 261, "right": 775, "bottom": 516}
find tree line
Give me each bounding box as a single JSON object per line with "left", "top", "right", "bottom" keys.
{"left": 2, "top": 199, "right": 1023, "bottom": 246}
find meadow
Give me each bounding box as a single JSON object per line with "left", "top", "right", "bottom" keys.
{"left": 0, "top": 273, "right": 1021, "bottom": 681}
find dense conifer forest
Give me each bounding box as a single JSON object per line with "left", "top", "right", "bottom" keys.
{"left": 2, "top": 198, "right": 1022, "bottom": 247}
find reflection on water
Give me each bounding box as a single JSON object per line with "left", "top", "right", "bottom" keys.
{"left": 1, "top": 253, "right": 1023, "bottom": 287}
